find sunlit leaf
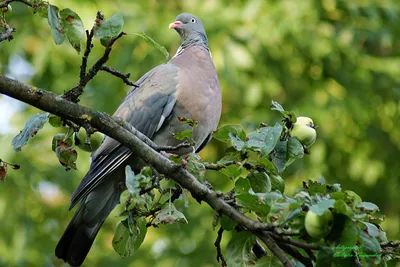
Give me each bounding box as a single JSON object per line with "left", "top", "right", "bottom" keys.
{"left": 186, "top": 153, "right": 206, "bottom": 178}
{"left": 172, "top": 129, "right": 192, "bottom": 141}
{"left": 309, "top": 199, "right": 335, "bottom": 215}
{"left": 357, "top": 202, "right": 380, "bottom": 213}
{"left": 94, "top": 13, "right": 124, "bottom": 39}
{"left": 60, "top": 8, "right": 84, "bottom": 53}
{"left": 270, "top": 174, "right": 285, "bottom": 193}
{"left": 247, "top": 171, "right": 271, "bottom": 193}
{"left": 214, "top": 125, "right": 246, "bottom": 143}
{"left": 219, "top": 164, "right": 242, "bottom": 179}
{"left": 112, "top": 217, "right": 147, "bottom": 258}
{"left": 226, "top": 231, "right": 257, "bottom": 267}
{"left": 155, "top": 203, "right": 188, "bottom": 225}
{"left": 133, "top": 32, "right": 169, "bottom": 60}
{"left": 270, "top": 100, "right": 296, "bottom": 122}
{"left": 257, "top": 156, "right": 278, "bottom": 175}
{"left": 247, "top": 123, "right": 282, "bottom": 156}
{"left": 235, "top": 178, "right": 270, "bottom": 215}
{"left": 12, "top": 113, "right": 49, "bottom": 152}
{"left": 47, "top": 5, "right": 65, "bottom": 45}
{"left": 254, "top": 255, "right": 284, "bottom": 267}
{"left": 220, "top": 215, "right": 237, "bottom": 231}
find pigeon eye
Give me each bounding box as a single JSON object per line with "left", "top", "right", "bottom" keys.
{"left": 190, "top": 18, "right": 196, "bottom": 23}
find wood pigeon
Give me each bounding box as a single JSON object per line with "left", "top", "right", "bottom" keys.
{"left": 55, "top": 13, "right": 222, "bottom": 266}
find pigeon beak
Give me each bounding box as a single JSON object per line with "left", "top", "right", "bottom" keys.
{"left": 169, "top": 21, "right": 183, "bottom": 29}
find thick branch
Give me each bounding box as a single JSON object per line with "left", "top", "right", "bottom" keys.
{"left": 0, "top": 75, "right": 275, "bottom": 236}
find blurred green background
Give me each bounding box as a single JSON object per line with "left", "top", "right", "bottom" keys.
{"left": 0, "top": 0, "right": 399, "bottom": 266}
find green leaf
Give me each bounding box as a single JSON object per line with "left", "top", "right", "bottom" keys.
{"left": 308, "top": 181, "right": 327, "bottom": 195}
{"left": 125, "top": 166, "right": 152, "bottom": 209}
{"left": 270, "top": 101, "right": 285, "bottom": 113}
{"left": 358, "top": 228, "right": 381, "bottom": 262}
{"left": 361, "top": 222, "right": 380, "bottom": 238}
{"left": 214, "top": 125, "right": 246, "bottom": 143}
{"left": 257, "top": 156, "right": 278, "bottom": 175}
{"left": 309, "top": 199, "right": 335, "bottom": 215}
{"left": 235, "top": 178, "right": 270, "bottom": 215}
{"left": 112, "top": 217, "right": 147, "bottom": 258}
{"left": 247, "top": 172, "right": 271, "bottom": 193}
{"left": 270, "top": 137, "right": 303, "bottom": 174}
{"left": 316, "top": 246, "right": 334, "bottom": 267}
{"left": 60, "top": 8, "right": 84, "bottom": 53}
{"left": 218, "top": 151, "right": 243, "bottom": 164}
{"left": 286, "top": 137, "right": 304, "bottom": 166}
{"left": 337, "top": 219, "right": 358, "bottom": 247}
{"left": 186, "top": 153, "right": 206, "bottom": 178}
{"left": 226, "top": 231, "right": 257, "bottom": 267}
{"left": 125, "top": 165, "right": 140, "bottom": 196}
{"left": 357, "top": 202, "right": 380, "bottom": 213}
{"left": 177, "top": 117, "right": 198, "bottom": 127}
{"left": 230, "top": 133, "right": 246, "bottom": 151}
{"left": 155, "top": 203, "right": 188, "bottom": 225}
{"left": 47, "top": 5, "right": 65, "bottom": 45}
{"left": 334, "top": 199, "right": 354, "bottom": 217}
{"left": 344, "top": 191, "right": 362, "bottom": 209}
{"left": 172, "top": 129, "right": 193, "bottom": 141}
{"left": 94, "top": 13, "right": 124, "bottom": 39}
{"left": 235, "top": 177, "right": 251, "bottom": 193}
{"left": 12, "top": 113, "right": 49, "bottom": 152}
{"left": 270, "top": 100, "right": 296, "bottom": 122}
{"left": 270, "top": 174, "right": 285, "bottom": 193}
{"left": 133, "top": 32, "right": 169, "bottom": 60}
{"left": 246, "top": 123, "right": 282, "bottom": 156}
{"left": 219, "top": 164, "right": 242, "bottom": 179}
{"left": 271, "top": 141, "right": 286, "bottom": 173}
{"left": 220, "top": 215, "right": 237, "bottom": 231}
{"left": 254, "top": 255, "right": 284, "bottom": 267}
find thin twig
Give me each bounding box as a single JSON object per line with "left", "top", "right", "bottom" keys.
{"left": 63, "top": 29, "right": 126, "bottom": 102}
{"left": 80, "top": 29, "right": 94, "bottom": 80}
{"left": 0, "top": 158, "right": 20, "bottom": 169}
{"left": 100, "top": 66, "right": 137, "bottom": 87}
{"left": 214, "top": 227, "right": 227, "bottom": 267}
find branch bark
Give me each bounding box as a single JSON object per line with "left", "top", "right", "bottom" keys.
{"left": 0, "top": 75, "right": 295, "bottom": 265}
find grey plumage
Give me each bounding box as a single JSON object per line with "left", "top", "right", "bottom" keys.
{"left": 55, "top": 13, "right": 222, "bottom": 266}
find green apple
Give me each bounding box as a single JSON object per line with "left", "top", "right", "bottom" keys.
{"left": 75, "top": 128, "right": 104, "bottom": 152}
{"left": 291, "top": 116, "right": 317, "bottom": 148}
{"left": 48, "top": 115, "right": 63, "bottom": 128}
{"left": 305, "top": 209, "right": 333, "bottom": 239}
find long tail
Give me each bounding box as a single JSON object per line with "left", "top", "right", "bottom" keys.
{"left": 55, "top": 180, "right": 121, "bottom": 266}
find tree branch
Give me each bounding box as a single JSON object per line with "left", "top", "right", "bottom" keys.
{"left": 0, "top": 75, "right": 288, "bottom": 259}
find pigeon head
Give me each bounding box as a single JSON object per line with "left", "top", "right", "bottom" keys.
{"left": 169, "top": 13, "right": 208, "bottom": 48}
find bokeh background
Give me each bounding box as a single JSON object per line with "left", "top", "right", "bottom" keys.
{"left": 0, "top": 0, "right": 399, "bottom": 266}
